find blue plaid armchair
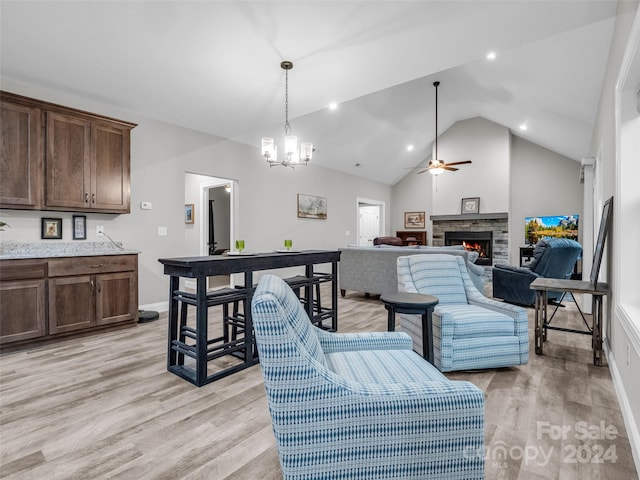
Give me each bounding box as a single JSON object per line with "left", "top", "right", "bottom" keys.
{"left": 398, "top": 254, "right": 529, "bottom": 372}
{"left": 251, "top": 274, "right": 485, "bottom": 479}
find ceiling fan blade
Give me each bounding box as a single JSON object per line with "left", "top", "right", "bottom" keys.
{"left": 417, "top": 169, "right": 429, "bottom": 174}
{"left": 443, "top": 160, "right": 472, "bottom": 166}
{"left": 443, "top": 166, "right": 459, "bottom": 171}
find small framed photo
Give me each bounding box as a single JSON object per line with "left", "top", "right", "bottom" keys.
{"left": 185, "top": 204, "right": 195, "bottom": 224}
{"left": 461, "top": 197, "right": 480, "bottom": 215}
{"left": 72, "top": 215, "right": 86, "bottom": 240}
{"left": 41, "top": 217, "right": 62, "bottom": 239}
{"left": 404, "top": 211, "right": 425, "bottom": 229}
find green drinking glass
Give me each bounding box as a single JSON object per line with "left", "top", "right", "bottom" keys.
{"left": 235, "top": 239, "right": 245, "bottom": 252}
{"left": 284, "top": 239, "right": 293, "bottom": 251}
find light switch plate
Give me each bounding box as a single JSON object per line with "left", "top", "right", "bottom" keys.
{"left": 158, "top": 226, "right": 167, "bottom": 236}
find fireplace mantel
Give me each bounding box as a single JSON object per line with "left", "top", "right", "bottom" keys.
{"left": 430, "top": 212, "right": 508, "bottom": 222}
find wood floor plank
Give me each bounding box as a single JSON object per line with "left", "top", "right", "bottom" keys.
{"left": 0, "top": 286, "right": 636, "bottom": 479}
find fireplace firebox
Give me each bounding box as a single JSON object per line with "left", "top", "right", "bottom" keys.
{"left": 445, "top": 231, "right": 493, "bottom": 265}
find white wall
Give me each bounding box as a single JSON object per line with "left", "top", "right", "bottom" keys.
{"left": 432, "top": 117, "right": 511, "bottom": 216}
{"left": 0, "top": 78, "right": 391, "bottom": 308}
{"left": 509, "top": 135, "right": 583, "bottom": 265}
{"left": 586, "top": 0, "right": 640, "bottom": 471}
{"left": 391, "top": 164, "right": 433, "bottom": 241}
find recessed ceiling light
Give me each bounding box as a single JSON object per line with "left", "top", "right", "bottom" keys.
{"left": 519, "top": 124, "right": 528, "bottom": 131}
{"left": 329, "top": 102, "right": 338, "bottom": 110}
{"left": 486, "top": 52, "right": 496, "bottom": 60}
{"left": 407, "top": 145, "right": 414, "bottom": 151}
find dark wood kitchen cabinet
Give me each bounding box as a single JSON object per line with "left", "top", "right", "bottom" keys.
{"left": 0, "top": 254, "right": 138, "bottom": 350}
{"left": 0, "top": 260, "right": 47, "bottom": 344}
{"left": 48, "top": 255, "right": 138, "bottom": 334}
{"left": 0, "top": 96, "right": 43, "bottom": 209}
{"left": 0, "top": 91, "right": 135, "bottom": 213}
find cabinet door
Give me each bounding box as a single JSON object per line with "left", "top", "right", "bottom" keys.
{"left": 45, "top": 112, "right": 91, "bottom": 209}
{"left": 0, "top": 279, "right": 46, "bottom": 344}
{"left": 95, "top": 271, "right": 137, "bottom": 325}
{"left": 0, "top": 100, "right": 42, "bottom": 208}
{"left": 48, "top": 275, "right": 95, "bottom": 334}
{"left": 91, "top": 123, "right": 130, "bottom": 213}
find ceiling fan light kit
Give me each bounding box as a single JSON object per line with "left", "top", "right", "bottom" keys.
{"left": 261, "top": 61, "right": 313, "bottom": 169}
{"left": 418, "top": 80, "right": 472, "bottom": 176}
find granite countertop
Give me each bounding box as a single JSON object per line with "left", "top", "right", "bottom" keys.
{"left": 0, "top": 242, "right": 139, "bottom": 260}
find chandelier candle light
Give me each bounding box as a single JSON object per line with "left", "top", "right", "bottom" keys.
{"left": 261, "top": 61, "right": 313, "bottom": 168}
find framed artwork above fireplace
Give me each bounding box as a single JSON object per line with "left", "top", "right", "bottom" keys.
{"left": 461, "top": 197, "right": 480, "bottom": 214}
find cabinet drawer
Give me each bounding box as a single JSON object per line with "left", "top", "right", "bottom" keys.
{"left": 48, "top": 255, "right": 136, "bottom": 277}
{"left": 0, "top": 260, "right": 47, "bottom": 281}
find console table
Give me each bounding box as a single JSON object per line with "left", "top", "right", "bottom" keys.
{"left": 158, "top": 250, "right": 341, "bottom": 386}
{"left": 530, "top": 277, "right": 609, "bottom": 366}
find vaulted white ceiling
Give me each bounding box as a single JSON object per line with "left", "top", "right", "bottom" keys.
{"left": 0, "top": 1, "right": 619, "bottom": 185}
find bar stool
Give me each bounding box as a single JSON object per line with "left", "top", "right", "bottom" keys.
{"left": 172, "top": 287, "right": 250, "bottom": 363}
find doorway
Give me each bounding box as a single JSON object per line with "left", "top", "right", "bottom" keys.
{"left": 357, "top": 198, "right": 385, "bottom": 246}
{"left": 196, "top": 175, "right": 235, "bottom": 289}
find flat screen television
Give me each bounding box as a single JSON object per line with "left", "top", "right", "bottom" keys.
{"left": 524, "top": 214, "right": 579, "bottom": 245}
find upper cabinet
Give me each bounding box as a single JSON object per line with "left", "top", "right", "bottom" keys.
{"left": 0, "top": 97, "right": 43, "bottom": 208}
{"left": 0, "top": 91, "right": 136, "bottom": 213}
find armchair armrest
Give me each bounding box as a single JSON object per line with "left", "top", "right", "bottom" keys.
{"left": 316, "top": 329, "right": 413, "bottom": 354}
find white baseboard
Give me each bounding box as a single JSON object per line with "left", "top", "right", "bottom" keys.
{"left": 605, "top": 340, "right": 640, "bottom": 476}
{"left": 138, "top": 301, "right": 168, "bottom": 313}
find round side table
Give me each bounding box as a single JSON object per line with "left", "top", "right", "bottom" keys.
{"left": 380, "top": 292, "right": 439, "bottom": 363}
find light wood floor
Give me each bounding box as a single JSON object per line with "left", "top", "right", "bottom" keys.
{"left": 1, "top": 287, "right": 637, "bottom": 479}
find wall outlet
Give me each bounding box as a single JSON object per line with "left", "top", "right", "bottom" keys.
{"left": 140, "top": 201, "right": 152, "bottom": 210}
{"left": 96, "top": 225, "right": 104, "bottom": 236}
{"left": 627, "top": 343, "right": 631, "bottom": 368}
{"left": 158, "top": 226, "right": 167, "bottom": 236}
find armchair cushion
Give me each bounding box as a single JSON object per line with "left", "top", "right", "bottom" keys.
{"left": 438, "top": 304, "right": 517, "bottom": 338}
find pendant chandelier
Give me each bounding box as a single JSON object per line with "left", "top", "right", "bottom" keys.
{"left": 261, "top": 61, "right": 312, "bottom": 168}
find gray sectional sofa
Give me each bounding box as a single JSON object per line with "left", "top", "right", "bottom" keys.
{"left": 339, "top": 245, "right": 486, "bottom": 296}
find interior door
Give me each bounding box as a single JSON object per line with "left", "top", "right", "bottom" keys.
{"left": 359, "top": 205, "right": 380, "bottom": 246}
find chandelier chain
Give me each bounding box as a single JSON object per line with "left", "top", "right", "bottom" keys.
{"left": 284, "top": 69, "right": 291, "bottom": 135}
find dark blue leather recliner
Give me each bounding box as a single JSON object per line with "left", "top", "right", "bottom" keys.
{"left": 492, "top": 238, "right": 582, "bottom": 306}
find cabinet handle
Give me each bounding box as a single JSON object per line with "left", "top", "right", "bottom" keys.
{"left": 90, "top": 281, "right": 95, "bottom": 289}
{"left": 85, "top": 193, "right": 89, "bottom": 203}
{"left": 97, "top": 280, "right": 102, "bottom": 293}
{"left": 88, "top": 264, "right": 105, "bottom": 268}
{"left": 92, "top": 193, "right": 95, "bottom": 204}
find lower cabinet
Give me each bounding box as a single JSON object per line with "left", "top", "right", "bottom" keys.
{"left": 0, "top": 259, "right": 47, "bottom": 345}
{"left": 0, "top": 254, "right": 138, "bottom": 349}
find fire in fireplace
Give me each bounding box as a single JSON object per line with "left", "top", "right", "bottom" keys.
{"left": 445, "top": 231, "right": 493, "bottom": 265}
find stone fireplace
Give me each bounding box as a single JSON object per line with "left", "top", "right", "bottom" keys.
{"left": 430, "top": 213, "right": 508, "bottom": 281}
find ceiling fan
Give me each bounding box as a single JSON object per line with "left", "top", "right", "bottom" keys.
{"left": 417, "top": 81, "right": 472, "bottom": 175}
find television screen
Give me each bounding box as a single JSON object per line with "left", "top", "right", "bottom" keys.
{"left": 525, "top": 214, "right": 579, "bottom": 245}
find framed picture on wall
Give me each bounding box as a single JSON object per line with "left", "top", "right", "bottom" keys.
{"left": 41, "top": 218, "right": 62, "bottom": 239}
{"left": 72, "top": 215, "right": 86, "bottom": 240}
{"left": 297, "top": 194, "right": 327, "bottom": 219}
{"left": 404, "top": 211, "right": 425, "bottom": 229}
{"left": 185, "top": 204, "right": 194, "bottom": 224}
{"left": 461, "top": 197, "right": 480, "bottom": 214}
